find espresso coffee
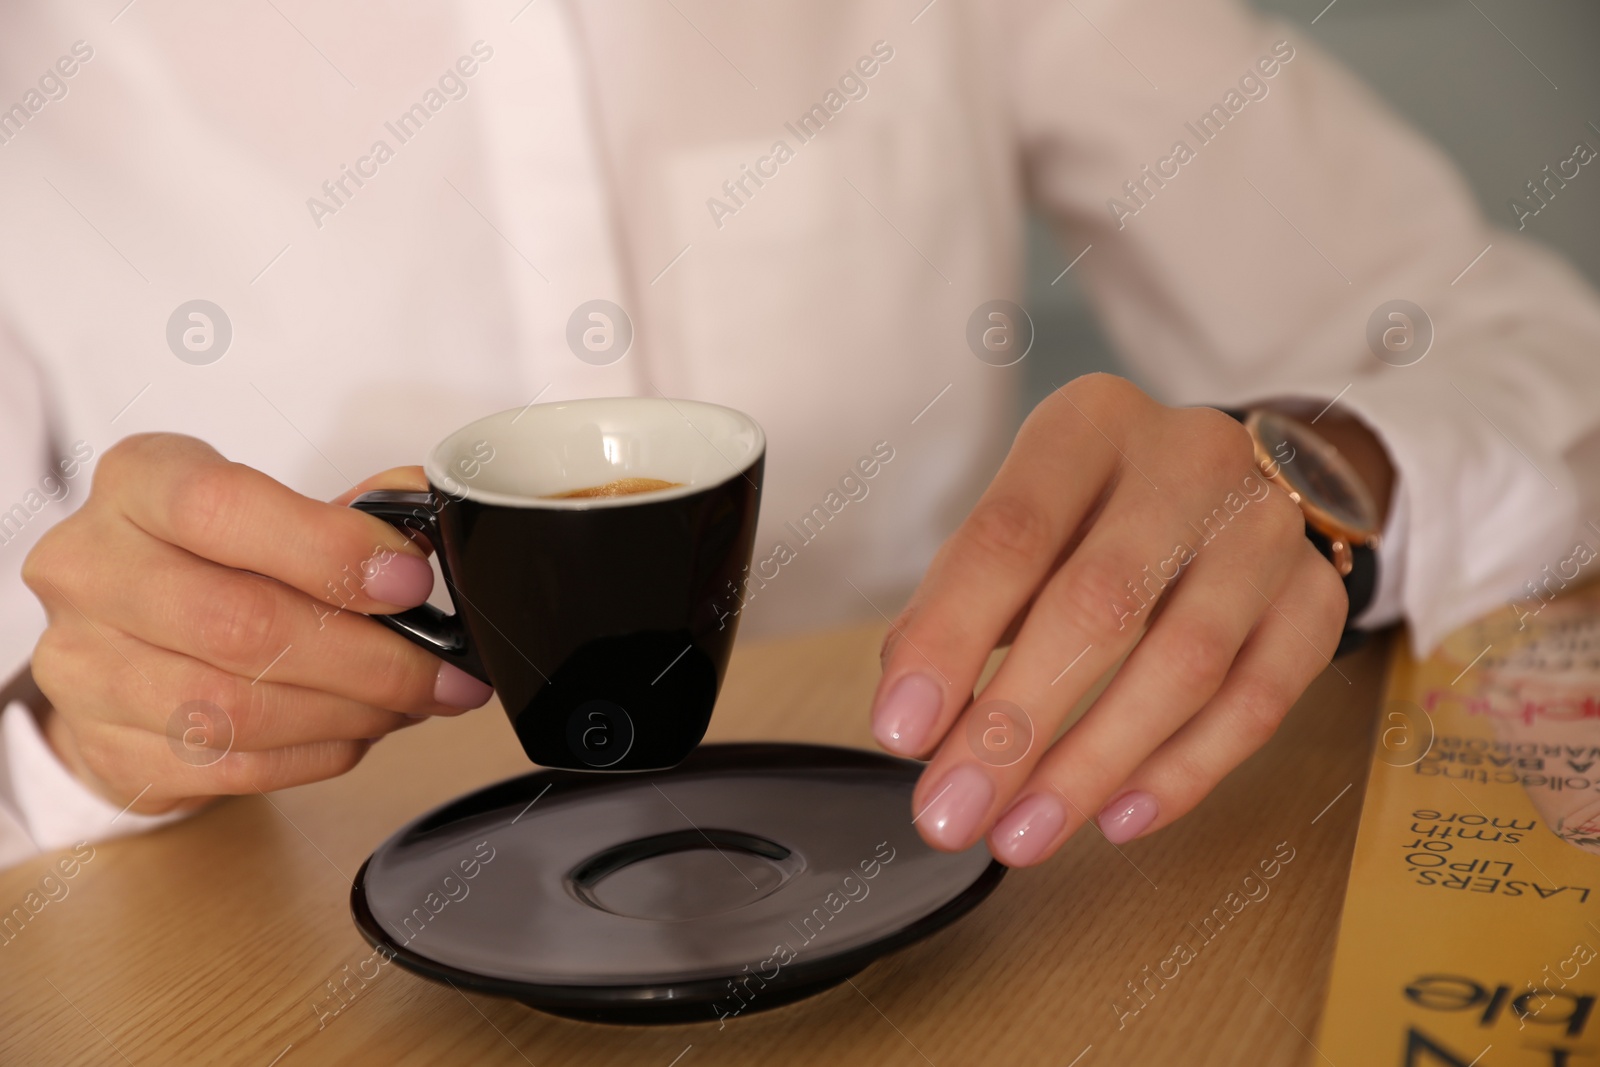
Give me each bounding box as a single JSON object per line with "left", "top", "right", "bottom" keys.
{"left": 544, "top": 478, "right": 683, "bottom": 499}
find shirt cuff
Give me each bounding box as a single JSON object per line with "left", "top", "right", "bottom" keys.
{"left": 1, "top": 701, "right": 191, "bottom": 854}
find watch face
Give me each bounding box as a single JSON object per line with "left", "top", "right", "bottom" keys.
{"left": 1254, "top": 412, "right": 1379, "bottom": 535}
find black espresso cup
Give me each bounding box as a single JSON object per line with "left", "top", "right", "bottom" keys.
{"left": 350, "top": 398, "right": 765, "bottom": 772}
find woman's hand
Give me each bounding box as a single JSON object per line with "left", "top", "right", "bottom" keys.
{"left": 21, "top": 434, "right": 493, "bottom": 815}
{"left": 874, "top": 374, "right": 1356, "bottom": 866}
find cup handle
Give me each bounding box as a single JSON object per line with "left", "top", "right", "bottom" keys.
{"left": 348, "top": 490, "right": 488, "bottom": 684}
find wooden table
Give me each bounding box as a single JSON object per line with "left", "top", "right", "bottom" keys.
{"left": 0, "top": 624, "right": 1389, "bottom": 1066}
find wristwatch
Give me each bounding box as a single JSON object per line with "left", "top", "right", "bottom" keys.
{"left": 1225, "top": 408, "right": 1382, "bottom": 656}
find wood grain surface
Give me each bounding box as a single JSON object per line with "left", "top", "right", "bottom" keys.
{"left": 0, "top": 624, "right": 1388, "bottom": 1066}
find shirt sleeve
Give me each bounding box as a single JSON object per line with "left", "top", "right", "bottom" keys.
{"left": 1005, "top": 0, "right": 1600, "bottom": 654}
{"left": 0, "top": 326, "right": 188, "bottom": 869}
{"left": 0, "top": 321, "right": 56, "bottom": 694}
{"left": 0, "top": 702, "right": 190, "bottom": 865}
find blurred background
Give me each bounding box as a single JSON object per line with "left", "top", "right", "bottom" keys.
{"left": 1021, "top": 0, "right": 1600, "bottom": 419}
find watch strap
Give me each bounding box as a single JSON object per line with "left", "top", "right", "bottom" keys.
{"left": 1305, "top": 526, "right": 1376, "bottom": 656}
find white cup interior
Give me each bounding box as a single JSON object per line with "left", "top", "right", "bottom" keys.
{"left": 425, "top": 397, "right": 765, "bottom": 509}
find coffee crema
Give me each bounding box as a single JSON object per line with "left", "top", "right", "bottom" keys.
{"left": 543, "top": 477, "right": 684, "bottom": 499}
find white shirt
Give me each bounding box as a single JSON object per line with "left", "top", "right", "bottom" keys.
{"left": 1, "top": 0, "right": 1597, "bottom": 866}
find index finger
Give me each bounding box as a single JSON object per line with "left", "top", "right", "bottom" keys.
{"left": 101, "top": 434, "right": 434, "bottom": 613}
{"left": 870, "top": 381, "right": 1137, "bottom": 758}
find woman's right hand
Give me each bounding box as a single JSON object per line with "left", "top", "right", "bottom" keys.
{"left": 21, "top": 433, "right": 494, "bottom": 815}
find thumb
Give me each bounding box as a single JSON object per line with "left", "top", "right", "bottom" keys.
{"left": 333, "top": 465, "right": 438, "bottom": 560}
{"left": 329, "top": 465, "right": 428, "bottom": 507}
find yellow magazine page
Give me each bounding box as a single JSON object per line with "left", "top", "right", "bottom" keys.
{"left": 1317, "top": 582, "right": 1600, "bottom": 1065}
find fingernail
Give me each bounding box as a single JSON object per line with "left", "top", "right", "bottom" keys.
{"left": 1098, "top": 791, "right": 1159, "bottom": 844}
{"left": 916, "top": 763, "right": 995, "bottom": 850}
{"left": 872, "top": 672, "right": 944, "bottom": 755}
{"left": 990, "top": 793, "right": 1066, "bottom": 867}
{"left": 435, "top": 663, "right": 493, "bottom": 709}
{"left": 362, "top": 552, "right": 433, "bottom": 607}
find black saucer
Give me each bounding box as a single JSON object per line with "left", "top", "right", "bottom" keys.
{"left": 350, "top": 743, "right": 1005, "bottom": 1024}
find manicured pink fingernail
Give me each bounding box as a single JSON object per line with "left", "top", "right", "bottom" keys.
{"left": 990, "top": 793, "right": 1066, "bottom": 867}
{"left": 916, "top": 764, "right": 995, "bottom": 850}
{"left": 872, "top": 672, "right": 944, "bottom": 755}
{"left": 1098, "top": 791, "right": 1158, "bottom": 843}
{"left": 362, "top": 552, "right": 433, "bottom": 607}
{"left": 435, "top": 663, "right": 493, "bottom": 709}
